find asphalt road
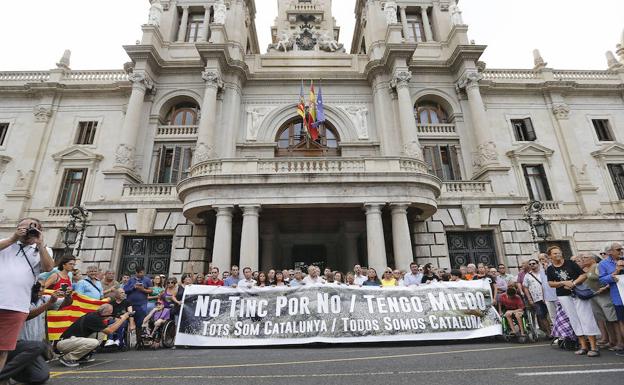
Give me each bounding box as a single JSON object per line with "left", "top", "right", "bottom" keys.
{"left": 48, "top": 340, "right": 624, "bottom": 385}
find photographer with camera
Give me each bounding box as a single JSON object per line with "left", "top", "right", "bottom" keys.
{"left": 0, "top": 218, "right": 54, "bottom": 371}
{"left": 104, "top": 288, "right": 136, "bottom": 348}
{"left": 55, "top": 303, "right": 130, "bottom": 367}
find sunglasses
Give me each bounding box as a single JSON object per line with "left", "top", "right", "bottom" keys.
{"left": 528, "top": 262, "right": 537, "bottom": 265}
{"left": 167, "top": 281, "right": 175, "bottom": 284}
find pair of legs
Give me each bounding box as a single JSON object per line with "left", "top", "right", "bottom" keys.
{"left": 56, "top": 333, "right": 106, "bottom": 362}
{"left": 558, "top": 296, "right": 600, "bottom": 354}
{"left": 0, "top": 341, "right": 49, "bottom": 385}
{"left": 504, "top": 309, "right": 525, "bottom": 335}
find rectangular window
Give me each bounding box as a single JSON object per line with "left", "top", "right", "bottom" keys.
{"left": 0, "top": 123, "right": 8, "bottom": 146}
{"left": 74, "top": 121, "right": 98, "bottom": 145}
{"left": 522, "top": 164, "right": 552, "bottom": 201}
{"left": 423, "top": 145, "right": 462, "bottom": 181}
{"left": 511, "top": 118, "right": 536, "bottom": 141}
{"left": 593, "top": 119, "right": 614, "bottom": 141}
{"left": 186, "top": 14, "right": 204, "bottom": 42}
{"left": 57, "top": 168, "right": 87, "bottom": 207}
{"left": 153, "top": 145, "right": 194, "bottom": 184}
{"left": 405, "top": 16, "right": 424, "bottom": 42}
{"left": 607, "top": 164, "right": 624, "bottom": 200}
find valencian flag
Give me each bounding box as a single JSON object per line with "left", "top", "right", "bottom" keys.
{"left": 297, "top": 80, "right": 311, "bottom": 139}
{"left": 46, "top": 291, "right": 110, "bottom": 341}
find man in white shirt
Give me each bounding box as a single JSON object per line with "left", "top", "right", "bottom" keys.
{"left": 353, "top": 265, "right": 367, "bottom": 286}
{"left": 302, "top": 266, "right": 324, "bottom": 285}
{"left": 0, "top": 218, "right": 54, "bottom": 371}
{"left": 403, "top": 262, "right": 423, "bottom": 286}
{"left": 235, "top": 267, "right": 256, "bottom": 288}
{"left": 522, "top": 258, "right": 551, "bottom": 335}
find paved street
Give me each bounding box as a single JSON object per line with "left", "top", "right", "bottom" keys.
{"left": 48, "top": 340, "right": 623, "bottom": 385}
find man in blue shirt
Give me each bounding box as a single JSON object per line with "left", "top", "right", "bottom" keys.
{"left": 74, "top": 265, "right": 103, "bottom": 299}
{"left": 598, "top": 241, "right": 624, "bottom": 354}
{"left": 123, "top": 266, "right": 152, "bottom": 329}
{"left": 223, "top": 265, "right": 239, "bottom": 287}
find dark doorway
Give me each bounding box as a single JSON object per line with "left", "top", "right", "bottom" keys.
{"left": 447, "top": 231, "right": 499, "bottom": 268}
{"left": 119, "top": 236, "right": 172, "bottom": 278}
{"left": 291, "top": 245, "right": 328, "bottom": 271}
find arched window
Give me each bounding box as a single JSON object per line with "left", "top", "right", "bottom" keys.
{"left": 166, "top": 102, "right": 199, "bottom": 125}
{"left": 415, "top": 102, "right": 448, "bottom": 124}
{"left": 275, "top": 118, "right": 340, "bottom": 157}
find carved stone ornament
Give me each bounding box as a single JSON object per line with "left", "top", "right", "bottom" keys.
{"left": 128, "top": 72, "right": 153, "bottom": 90}
{"left": 33, "top": 105, "right": 53, "bottom": 122}
{"left": 450, "top": 2, "right": 464, "bottom": 25}
{"left": 296, "top": 23, "right": 318, "bottom": 51}
{"left": 56, "top": 49, "right": 71, "bottom": 70}
{"left": 606, "top": 51, "right": 622, "bottom": 70}
{"left": 268, "top": 31, "right": 295, "bottom": 52}
{"left": 343, "top": 105, "right": 369, "bottom": 140}
{"left": 193, "top": 142, "right": 214, "bottom": 164}
{"left": 391, "top": 70, "right": 412, "bottom": 89}
{"left": 201, "top": 70, "right": 224, "bottom": 89}
{"left": 245, "top": 106, "right": 274, "bottom": 141}
{"left": 457, "top": 71, "right": 483, "bottom": 90}
{"left": 552, "top": 103, "right": 570, "bottom": 120}
{"left": 14, "top": 169, "right": 34, "bottom": 190}
{"left": 472, "top": 141, "right": 499, "bottom": 169}
{"left": 114, "top": 143, "right": 135, "bottom": 168}
{"left": 403, "top": 140, "right": 423, "bottom": 160}
{"left": 318, "top": 32, "right": 345, "bottom": 53}
{"left": 213, "top": 0, "right": 227, "bottom": 25}
{"left": 384, "top": 1, "right": 398, "bottom": 24}
{"left": 571, "top": 163, "right": 592, "bottom": 186}
{"left": 147, "top": 0, "right": 163, "bottom": 27}
{"left": 533, "top": 49, "right": 547, "bottom": 70}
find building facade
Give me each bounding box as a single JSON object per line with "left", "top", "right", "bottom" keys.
{"left": 0, "top": 0, "right": 623, "bottom": 277}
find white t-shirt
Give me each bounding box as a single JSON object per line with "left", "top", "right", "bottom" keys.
{"left": 354, "top": 274, "right": 367, "bottom": 286}
{"left": 1, "top": 242, "right": 42, "bottom": 313}
{"left": 302, "top": 275, "right": 325, "bottom": 285}
{"left": 522, "top": 271, "right": 544, "bottom": 302}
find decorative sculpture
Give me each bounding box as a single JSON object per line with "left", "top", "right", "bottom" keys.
{"left": 533, "top": 49, "right": 547, "bottom": 70}
{"left": 606, "top": 51, "right": 622, "bottom": 70}
{"left": 271, "top": 32, "right": 295, "bottom": 52}
{"left": 147, "top": 0, "right": 163, "bottom": 27}
{"left": 450, "top": 1, "right": 464, "bottom": 25}
{"left": 213, "top": 0, "right": 227, "bottom": 25}
{"left": 56, "top": 49, "right": 71, "bottom": 70}
{"left": 384, "top": 1, "right": 398, "bottom": 24}
{"left": 318, "top": 32, "right": 344, "bottom": 52}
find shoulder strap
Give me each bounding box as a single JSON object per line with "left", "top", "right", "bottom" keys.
{"left": 528, "top": 272, "right": 542, "bottom": 285}
{"left": 18, "top": 245, "right": 37, "bottom": 279}
{"left": 85, "top": 278, "right": 102, "bottom": 294}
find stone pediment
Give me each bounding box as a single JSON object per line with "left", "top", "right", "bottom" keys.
{"left": 51, "top": 145, "right": 103, "bottom": 173}
{"left": 506, "top": 143, "right": 554, "bottom": 159}
{"left": 591, "top": 142, "right": 624, "bottom": 159}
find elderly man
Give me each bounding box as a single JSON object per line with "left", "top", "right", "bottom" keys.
{"left": 353, "top": 265, "right": 367, "bottom": 285}
{"left": 0, "top": 218, "right": 54, "bottom": 372}
{"left": 303, "top": 266, "right": 324, "bottom": 285}
{"left": 56, "top": 304, "right": 130, "bottom": 367}
{"left": 74, "top": 265, "right": 104, "bottom": 299}
{"left": 464, "top": 263, "right": 476, "bottom": 280}
{"left": 102, "top": 270, "right": 120, "bottom": 298}
{"left": 599, "top": 241, "right": 624, "bottom": 355}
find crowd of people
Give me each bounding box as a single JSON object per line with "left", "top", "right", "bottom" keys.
{"left": 1, "top": 217, "right": 623, "bottom": 383}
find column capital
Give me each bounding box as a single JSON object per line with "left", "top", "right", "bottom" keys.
{"left": 364, "top": 203, "right": 385, "bottom": 215}
{"left": 214, "top": 205, "right": 234, "bottom": 216}
{"left": 241, "top": 205, "right": 261, "bottom": 216}
{"left": 181, "top": 5, "right": 189, "bottom": 10}
{"left": 201, "top": 69, "right": 224, "bottom": 89}
{"left": 456, "top": 71, "right": 483, "bottom": 91}
{"left": 420, "top": 5, "right": 430, "bottom": 13}
{"left": 390, "top": 203, "right": 410, "bottom": 214}
{"left": 128, "top": 72, "right": 153, "bottom": 91}
{"left": 391, "top": 70, "right": 412, "bottom": 90}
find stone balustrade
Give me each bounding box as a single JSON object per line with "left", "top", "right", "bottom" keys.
{"left": 481, "top": 69, "right": 539, "bottom": 80}
{"left": 0, "top": 71, "right": 50, "bottom": 82}
{"left": 190, "top": 157, "right": 431, "bottom": 177}
{"left": 552, "top": 70, "right": 619, "bottom": 81}
{"left": 416, "top": 123, "right": 457, "bottom": 136}
{"left": 0, "top": 70, "right": 127, "bottom": 84}
{"left": 156, "top": 125, "right": 199, "bottom": 139}
{"left": 441, "top": 181, "right": 494, "bottom": 194}
{"left": 64, "top": 70, "right": 128, "bottom": 82}
{"left": 121, "top": 184, "right": 179, "bottom": 201}
{"left": 47, "top": 207, "right": 72, "bottom": 218}
{"left": 541, "top": 200, "right": 562, "bottom": 212}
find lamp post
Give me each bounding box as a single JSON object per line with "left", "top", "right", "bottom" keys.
{"left": 523, "top": 200, "right": 551, "bottom": 251}
{"left": 61, "top": 206, "right": 89, "bottom": 259}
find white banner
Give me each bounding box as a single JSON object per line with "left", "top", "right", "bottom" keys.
{"left": 616, "top": 274, "right": 624, "bottom": 303}
{"left": 175, "top": 280, "right": 501, "bottom": 347}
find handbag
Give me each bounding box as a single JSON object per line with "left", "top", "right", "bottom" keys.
{"left": 572, "top": 284, "right": 595, "bottom": 300}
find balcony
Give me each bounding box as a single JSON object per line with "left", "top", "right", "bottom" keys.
{"left": 46, "top": 207, "right": 72, "bottom": 218}
{"left": 441, "top": 181, "right": 494, "bottom": 195}
{"left": 121, "top": 184, "right": 179, "bottom": 202}
{"left": 155, "top": 125, "right": 198, "bottom": 140}
{"left": 179, "top": 157, "right": 442, "bottom": 221}
{"left": 416, "top": 123, "right": 457, "bottom": 137}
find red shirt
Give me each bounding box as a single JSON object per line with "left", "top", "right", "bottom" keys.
{"left": 205, "top": 278, "right": 224, "bottom": 286}
{"left": 499, "top": 293, "right": 524, "bottom": 311}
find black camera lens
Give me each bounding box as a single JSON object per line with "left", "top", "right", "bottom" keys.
{"left": 26, "top": 223, "right": 39, "bottom": 237}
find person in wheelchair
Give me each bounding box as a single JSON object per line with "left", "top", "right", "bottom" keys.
{"left": 104, "top": 288, "right": 136, "bottom": 348}
{"left": 141, "top": 300, "right": 171, "bottom": 348}
{"left": 499, "top": 287, "right": 527, "bottom": 337}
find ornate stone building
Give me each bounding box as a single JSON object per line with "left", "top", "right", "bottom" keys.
{"left": 0, "top": 0, "right": 623, "bottom": 277}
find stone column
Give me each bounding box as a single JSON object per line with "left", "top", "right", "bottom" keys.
{"left": 364, "top": 203, "right": 387, "bottom": 274}
{"left": 177, "top": 6, "right": 189, "bottom": 42}
{"left": 211, "top": 205, "right": 233, "bottom": 272}
{"left": 344, "top": 232, "right": 360, "bottom": 273}
{"left": 239, "top": 205, "right": 260, "bottom": 272}
{"left": 391, "top": 70, "right": 422, "bottom": 159}
{"left": 391, "top": 203, "right": 414, "bottom": 271}
{"left": 194, "top": 69, "right": 222, "bottom": 164}
{"left": 201, "top": 5, "right": 211, "bottom": 41}
{"left": 219, "top": 83, "right": 241, "bottom": 158}
{"left": 457, "top": 72, "right": 498, "bottom": 170}
{"left": 114, "top": 72, "right": 152, "bottom": 169}
{"left": 399, "top": 6, "right": 410, "bottom": 41}
{"left": 421, "top": 6, "right": 434, "bottom": 41}
{"left": 260, "top": 232, "right": 275, "bottom": 272}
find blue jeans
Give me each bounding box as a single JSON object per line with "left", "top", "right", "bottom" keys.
{"left": 132, "top": 303, "right": 148, "bottom": 333}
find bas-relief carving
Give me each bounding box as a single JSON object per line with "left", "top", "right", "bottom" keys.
{"left": 341, "top": 105, "right": 369, "bottom": 140}
{"left": 147, "top": 0, "right": 163, "bottom": 27}
{"left": 33, "top": 105, "right": 53, "bottom": 123}
{"left": 193, "top": 142, "right": 214, "bottom": 164}
{"left": 472, "top": 141, "right": 498, "bottom": 169}
{"left": 552, "top": 103, "right": 570, "bottom": 120}
{"left": 114, "top": 144, "right": 135, "bottom": 168}
{"left": 246, "top": 106, "right": 274, "bottom": 141}
{"left": 213, "top": 0, "right": 227, "bottom": 25}
{"left": 383, "top": 1, "right": 398, "bottom": 24}
{"left": 14, "top": 169, "right": 34, "bottom": 190}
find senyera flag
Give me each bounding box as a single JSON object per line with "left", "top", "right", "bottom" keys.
{"left": 46, "top": 291, "right": 110, "bottom": 341}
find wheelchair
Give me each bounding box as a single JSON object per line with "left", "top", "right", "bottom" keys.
{"left": 137, "top": 315, "right": 177, "bottom": 349}
{"left": 98, "top": 320, "right": 137, "bottom": 352}
{"left": 500, "top": 307, "right": 539, "bottom": 343}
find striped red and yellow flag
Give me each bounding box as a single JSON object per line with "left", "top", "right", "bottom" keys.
{"left": 46, "top": 291, "right": 110, "bottom": 341}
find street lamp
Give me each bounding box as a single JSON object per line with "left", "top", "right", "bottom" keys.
{"left": 523, "top": 200, "right": 551, "bottom": 249}
{"left": 61, "top": 206, "right": 89, "bottom": 258}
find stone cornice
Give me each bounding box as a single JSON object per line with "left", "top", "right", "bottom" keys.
{"left": 195, "top": 43, "right": 250, "bottom": 82}
{"left": 364, "top": 43, "right": 418, "bottom": 83}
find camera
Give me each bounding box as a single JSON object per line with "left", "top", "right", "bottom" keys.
{"left": 127, "top": 311, "right": 136, "bottom": 317}
{"left": 26, "top": 223, "right": 39, "bottom": 237}
{"left": 60, "top": 283, "right": 68, "bottom": 292}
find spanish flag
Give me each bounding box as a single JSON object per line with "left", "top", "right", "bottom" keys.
{"left": 297, "top": 80, "right": 310, "bottom": 138}
{"left": 47, "top": 291, "right": 110, "bottom": 341}
{"left": 308, "top": 81, "right": 319, "bottom": 140}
